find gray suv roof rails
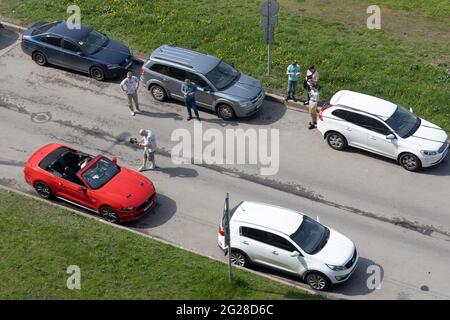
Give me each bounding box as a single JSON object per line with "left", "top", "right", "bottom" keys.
{"left": 166, "top": 44, "right": 212, "bottom": 56}
{"left": 152, "top": 56, "right": 193, "bottom": 69}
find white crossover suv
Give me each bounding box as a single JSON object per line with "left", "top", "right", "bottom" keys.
{"left": 317, "top": 90, "right": 448, "bottom": 171}
{"left": 218, "top": 201, "right": 358, "bottom": 291}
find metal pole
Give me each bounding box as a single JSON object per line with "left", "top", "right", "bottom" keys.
{"left": 227, "top": 195, "right": 232, "bottom": 282}
{"left": 267, "top": 4, "right": 270, "bottom": 76}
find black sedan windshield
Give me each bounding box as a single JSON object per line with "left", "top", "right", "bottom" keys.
{"left": 385, "top": 105, "right": 420, "bottom": 138}
{"left": 78, "top": 30, "right": 108, "bottom": 55}
{"left": 81, "top": 157, "right": 119, "bottom": 189}
{"left": 290, "top": 216, "right": 329, "bottom": 254}
{"left": 205, "top": 61, "right": 239, "bottom": 90}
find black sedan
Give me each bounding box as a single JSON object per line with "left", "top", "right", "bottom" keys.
{"left": 21, "top": 21, "right": 133, "bottom": 80}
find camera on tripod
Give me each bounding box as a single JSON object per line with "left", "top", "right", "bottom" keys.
{"left": 129, "top": 137, "right": 138, "bottom": 145}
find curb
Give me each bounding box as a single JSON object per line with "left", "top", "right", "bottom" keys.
{"left": 0, "top": 20, "right": 26, "bottom": 32}
{"left": 0, "top": 184, "right": 325, "bottom": 299}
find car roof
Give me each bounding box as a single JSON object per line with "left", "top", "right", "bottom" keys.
{"left": 46, "top": 21, "right": 92, "bottom": 41}
{"left": 232, "top": 201, "right": 303, "bottom": 236}
{"left": 331, "top": 90, "right": 397, "bottom": 118}
{"left": 149, "top": 45, "right": 221, "bottom": 74}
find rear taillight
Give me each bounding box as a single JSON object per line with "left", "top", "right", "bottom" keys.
{"left": 218, "top": 226, "right": 224, "bottom": 236}
{"left": 319, "top": 104, "right": 332, "bottom": 121}
{"left": 141, "top": 67, "right": 145, "bottom": 75}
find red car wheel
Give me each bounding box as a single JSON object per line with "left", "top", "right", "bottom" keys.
{"left": 34, "top": 181, "right": 53, "bottom": 199}
{"left": 100, "top": 206, "right": 120, "bottom": 223}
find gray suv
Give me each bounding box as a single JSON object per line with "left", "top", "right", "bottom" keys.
{"left": 140, "top": 45, "right": 265, "bottom": 120}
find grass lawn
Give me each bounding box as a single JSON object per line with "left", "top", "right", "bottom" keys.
{"left": 0, "top": 0, "right": 449, "bottom": 132}
{"left": 0, "top": 188, "right": 319, "bottom": 299}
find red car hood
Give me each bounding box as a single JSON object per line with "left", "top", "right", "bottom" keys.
{"left": 98, "top": 167, "right": 155, "bottom": 206}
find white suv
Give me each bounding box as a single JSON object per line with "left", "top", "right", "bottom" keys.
{"left": 218, "top": 201, "right": 358, "bottom": 291}
{"left": 317, "top": 90, "right": 448, "bottom": 171}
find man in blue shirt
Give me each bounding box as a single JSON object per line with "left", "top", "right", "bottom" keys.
{"left": 285, "top": 60, "right": 301, "bottom": 102}
{"left": 181, "top": 79, "right": 200, "bottom": 121}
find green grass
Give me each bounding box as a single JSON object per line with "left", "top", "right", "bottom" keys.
{"left": 0, "top": 188, "right": 319, "bottom": 299}
{"left": 361, "top": 0, "right": 450, "bottom": 17}
{"left": 0, "top": 0, "right": 449, "bottom": 132}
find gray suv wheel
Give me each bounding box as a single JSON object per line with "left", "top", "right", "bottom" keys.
{"left": 150, "top": 84, "right": 167, "bottom": 101}
{"left": 217, "top": 104, "right": 235, "bottom": 120}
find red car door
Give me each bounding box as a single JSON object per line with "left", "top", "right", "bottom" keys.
{"left": 56, "top": 178, "right": 96, "bottom": 211}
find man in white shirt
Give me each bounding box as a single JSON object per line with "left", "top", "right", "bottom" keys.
{"left": 120, "top": 71, "right": 140, "bottom": 116}
{"left": 138, "top": 129, "right": 157, "bottom": 171}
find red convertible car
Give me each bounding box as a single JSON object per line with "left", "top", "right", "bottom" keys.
{"left": 24, "top": 143, "right": 156, "bottom": 223}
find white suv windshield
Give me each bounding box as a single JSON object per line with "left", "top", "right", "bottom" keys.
{"left": 385, "top": 105, "right": 420, "bottom": 138}
{"left": 205, "top": 61, "right": 239, "bottom": 90}
{"left": 290, "top": 216, "right": 330, "bottom": 254}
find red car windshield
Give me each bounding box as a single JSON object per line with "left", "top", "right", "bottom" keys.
{"left": 81, "top": 157, "right": 120, "bottom": 189}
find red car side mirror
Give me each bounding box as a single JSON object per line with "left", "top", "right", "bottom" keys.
{"left": 111, "top": 157, "right": 118, "bottom": 164}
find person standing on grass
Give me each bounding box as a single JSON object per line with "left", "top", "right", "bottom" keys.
{"left": 285, "top": 60, "right": 301, "bottom": 102}
{"left": 120, "top": 71, "right": 140, "bottom": 116}
{"left": 138, "top": 129, "right": 157, "bottom": 172}
{"left": 181, "top": 79, "right": 201, "bottom": 121}
{"left": 303, "top": 65, "right": 320, "bottom": 105}
{"left": 308, "top": 85, "right": 320, "bottom": 130}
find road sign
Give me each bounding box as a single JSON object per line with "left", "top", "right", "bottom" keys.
{"left": 260, "top": 0, "right": 279, "bottom": 75}
{"left": 260, "top": 0, "right": 279, "bottom": 17}
{"left": 260, "top": 15, "right": 278, "bottom": 28}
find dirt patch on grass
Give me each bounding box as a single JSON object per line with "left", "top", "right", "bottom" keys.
{"left": 280, "top": 0, "right": 450, "bottom": 46}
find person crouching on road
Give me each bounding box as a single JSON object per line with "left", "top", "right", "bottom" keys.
{"left": 120, "top": 71, "right": 140, "bottom": 116}
{"left": 181, "top": 79, "right": 201, "bottom": 121}
{"left": 285, "top": 60, "right": 301, "bottom": 102}
{"left": 138, "top": 129, "right": 157, "bottom": 172}
{"left": 308, "top": 86, "right": 319, "bottom": 130}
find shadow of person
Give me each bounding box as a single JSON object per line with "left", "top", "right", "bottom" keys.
{"left": 0, "top": 28, "right": 18, "bottom": 50}
{"left": 153, "top": 166, "right": 198, "bottom": 178}
{"left": 126, "top": 193, "right": 177, "bottom": 229}
{"left": 138, "top": 110, "right": 183, "bottom": 121}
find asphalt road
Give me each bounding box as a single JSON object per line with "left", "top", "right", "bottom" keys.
{"left": 1, "top": 28, "right": 449, "bottom": 299}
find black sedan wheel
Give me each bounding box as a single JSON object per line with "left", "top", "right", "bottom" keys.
{"left": 90, "top": 67, "right": 105, "bottom": 81}
{"left": 33, "top": 51, "right": 47, "bottom": 66}
{"left": 100, "top": 206, "right": 120, "bottom": 223}
{"left": 34, "top": 181, "right": 53, "bottom": 199}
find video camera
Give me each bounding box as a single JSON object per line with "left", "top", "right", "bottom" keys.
{"left": 129, "top": 137, "right": 138, "bottom": 145}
